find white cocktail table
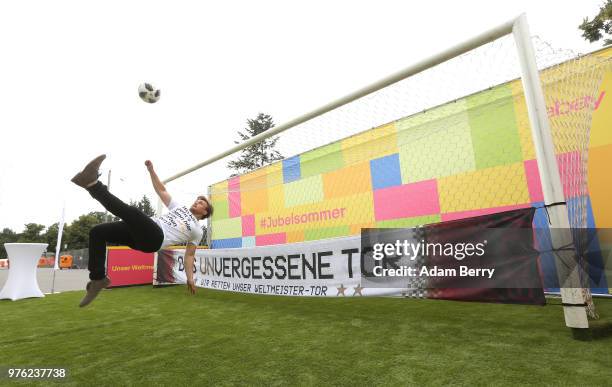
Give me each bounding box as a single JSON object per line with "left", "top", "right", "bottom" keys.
{"left": 0, "top": 243, "right": 48, "bottom": 301}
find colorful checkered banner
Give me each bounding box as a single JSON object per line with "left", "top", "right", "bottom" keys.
{"left": 156, "top": 208, "right": 546, "bottom": 304}
{"left": 209, "top": 47, "right": 612, "bottom": 295}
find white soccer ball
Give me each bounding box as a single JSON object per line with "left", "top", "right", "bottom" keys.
{"left": 138, "top": 82, "right": 161, "bottom": 103}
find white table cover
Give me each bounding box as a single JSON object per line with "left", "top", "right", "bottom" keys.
{"left": 0, "top": 243, "right": 48, "bottom": 300}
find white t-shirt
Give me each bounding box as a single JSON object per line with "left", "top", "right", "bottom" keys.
{"left": 152, "top": 199, "right": 203, "bottom": 249}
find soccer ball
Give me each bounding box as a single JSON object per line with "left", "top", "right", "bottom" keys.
{"left": 138, "top": 83, "right": 161, "bottom": 103}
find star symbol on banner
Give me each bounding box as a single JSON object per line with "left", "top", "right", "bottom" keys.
{"left": 353, "top": 284, "right": 364, "bottom": 296}
{"left": 337, "top": 284, "right": 347, "bottom": 296}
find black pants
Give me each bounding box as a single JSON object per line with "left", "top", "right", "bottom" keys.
{"left": 87, "top": 182, "right": 164, "bottom": 280}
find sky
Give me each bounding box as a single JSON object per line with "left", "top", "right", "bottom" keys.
{"left": 0, "top": 0, "right": 606, "bottom": 233}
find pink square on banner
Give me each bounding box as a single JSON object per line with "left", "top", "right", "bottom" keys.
{"left": 557, "top": 151, "right": 584, "bottom": 199}
{"left": 242, "top": 215, "right": 255, "bottom": 236}
{"left": 374, "top": 180, "right": 440, "bottom": 221}
{"left": 525, "top": 152, "right": 584, "bottom": 203}
{"left": 524, "top": 159, "right": 544, "bottom": 203}
{"left": 228, "top": 176, "right": 241, "bottom": 217}
{"left": 256, "top": 233, "right": 286, "bottom": 246}
{"left": 441, "top": 204, "right": 530, "bottom": 222}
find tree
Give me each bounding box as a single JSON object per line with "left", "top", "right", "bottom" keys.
{"left": 64, "top": 212, "right": 106, "bottom": 250}
{"left": 43, "top": 223, "right": 60, "bottom": 253}
{"left": 227, "top": 113, "right": 283, "bottom": 175}
{"left": 579, "top": 0, "right": 612, "bottom": 46}
{"left": 109, "top": 195, "right": 156, "bottom": 222}
{"left": 18, "top": 223, "right": 46, "bottom": 243}
{"left": 0, "top": 228, "right": 18, "bottom": 259}
{"left": 0, "top": 198, "right": 156, "bottom": 256}
{"left": 133, "top": 195, "right": 155, "bottom": 217}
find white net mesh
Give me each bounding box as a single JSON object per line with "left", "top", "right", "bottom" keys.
{"left": 176, "top": 35, "right": 528, "bottom": 213}
{"left": 533, "top": 39, "right": 611, "bottom": 319}
{"left": 165, "top": 33, "right": 611, "bottom": 318}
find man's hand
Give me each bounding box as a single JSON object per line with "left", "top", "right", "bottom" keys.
{"left": 145, "top": 160, "right": 172, "bottom": 207}
{"left": 185, "top": 245, "right": 197, "bottom": 295}
{"left": 145, "top": 160, "right": 154, "bottom": 172}
{"left": 187, "top": 279, "right": 197, "bottom": 295}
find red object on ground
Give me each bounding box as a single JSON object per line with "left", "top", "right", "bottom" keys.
{"left": 106, "top": 247, "right": 154, "bottom": 287}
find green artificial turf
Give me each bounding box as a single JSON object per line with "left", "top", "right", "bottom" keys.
{"left": 1, "top": 287, "right": 611, "bottom": 386}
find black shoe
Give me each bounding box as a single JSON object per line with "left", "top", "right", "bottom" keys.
{"left": 79, "top": 277, "right": 111, "bottom": 307}
{"left": 71, "top": 154, "right": 106, "bottom": 188}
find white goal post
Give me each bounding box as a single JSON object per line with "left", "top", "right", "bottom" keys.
{"left": 160, "top": 14, "right": 590, "bottom": 330}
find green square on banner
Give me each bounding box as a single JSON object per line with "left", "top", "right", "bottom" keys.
{"left": 397, "top": 100, "right": 475, "bottom": 183}
{"left": 300, "top": 142, "right": 344, "bottom": 178}
{"left": 212, "top": 217, "right": 243, "bottom": 240}
{"left": 467, "top": 85, "right": 522, "bottom": 169}
{"left": 375, "top": 214, "right": 442, "bottom": 228}
{"left": 284, "top": 175, "right": 324, "bottom": 207}
{"left": 211, "top": 200, "right": 229, "bottom": 221}
{"left": 304, "top": 226, "right": 351, "bottom": 241}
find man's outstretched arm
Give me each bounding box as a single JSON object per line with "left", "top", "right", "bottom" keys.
{"left": 185, "top": 243, "right": 197, "bottom": 295}
{"left": 145, "top": 160, "right": 172, "bottom": 207}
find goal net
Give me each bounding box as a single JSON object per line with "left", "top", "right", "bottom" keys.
{"left": 162, "top": 15, "right": 611, "bottom": 328}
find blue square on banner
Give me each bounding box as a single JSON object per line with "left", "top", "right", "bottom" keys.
{"left": 567, "top": 196, "right": 609, "bottom": 292}
{"left": 283, "top": 156, "right": 301, "bottom": 183}
{"left": 370, "top": 154, "right": 402, "bottom": 190}
{"left": 532, "top": 202, "right": 560, "bottom": 291}
{"left": 212, "top": 237, "right": 242, "bottom": 249}
{"left": 534, "top": 198, "right": 609, "bottom": 293}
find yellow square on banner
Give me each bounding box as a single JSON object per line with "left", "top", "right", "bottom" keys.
{"left": 438, "top": 162, "right": 530, "bottom": 213}
{"left": 286, "top": 230, "right": 305, "bottom": 243}
{"left": 268, "top": 185, "right": 285, "bottom": 212}
{"left": 241, "top": 168, "right": 268, "bottom": 191}
{"left": 590, "top": 71, "right": 612, "bottom": 148}
{"left": 509, "top": 79, "right": 536, "bottom": 161}
{"left": 323, "top": 162, "right": 372, "bottom": 199}
{"left": 342, "top": 123, "right": 397, "bottom": 166}
{"left": 266, "top": 162, "right": 284, "bottom": 187}
{"left": 210, "top": 181, "right": 228, "bottom": 202}
{"left": 588, "top": 144, "right": 612, "bottom": 227}
{"left": 240, "top": 168, "right": 269, "bottom": 215}
{"left": 242, "top": 188, "right": 268, "bottom": 215}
